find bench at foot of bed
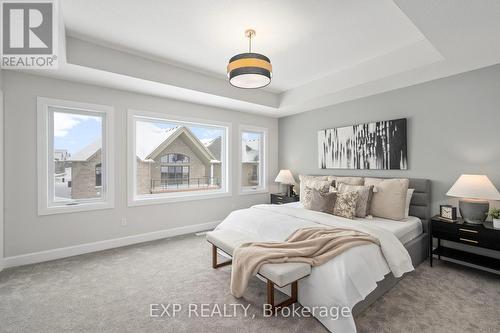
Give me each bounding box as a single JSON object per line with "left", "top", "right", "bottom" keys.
{"left": 207, "top": 229, "right": 311, "bottom": 313}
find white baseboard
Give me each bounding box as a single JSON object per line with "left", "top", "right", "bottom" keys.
{"left": 3, "top": 220, "right": 220, "bottom": 269}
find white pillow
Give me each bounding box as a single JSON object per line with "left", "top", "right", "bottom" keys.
{"left": 405, "top": 189, "right": 415, "bottom": 218}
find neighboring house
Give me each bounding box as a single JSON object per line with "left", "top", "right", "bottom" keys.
{"left": 135, "top": 125, "right": 221, "bottom": 194}
{"left": 203, "top": 136, "right": 222, "bottom": 182}
{"left": 54, "top": 167, "right": 72, "bottom": 201}
{"left": 54, "top": 149, "right": 70, "bottom": 161}
{"left": 54, "top": 149, "right": 73, "bottom": 200}
{"left": 68, "top": 126, "right": 223, "bottom": 198}
{"left": 67, "top": 140, "right": 103, "bottom": 199}
{"left": 241, "top": 139, "right": 260, "bottom": 187}
{"left": 54, "top": 149, "right": 70, "bottom": 174}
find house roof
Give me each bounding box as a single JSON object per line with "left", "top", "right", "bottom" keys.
{"left": 67, "top": 138, "right": 102, "bottom": 161}
{"left": 242, "top": 139, "right": 260, "bottom": 163}
{"left": 144, "top": 126, "right": 216, "bottom": 163}
{"left": 68, "top": 125, "right": 221, "bottom": 163}
{"left": 136, "top": 124, "right": 180, "bottom": 160}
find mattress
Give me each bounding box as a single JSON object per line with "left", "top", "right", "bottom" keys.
{"left": 284, "top": 202, "right": 422, "bottom": 244}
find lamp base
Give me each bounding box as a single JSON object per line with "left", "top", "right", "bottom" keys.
{"left": 459, "top": 199, "right": 489, "bottom": 225}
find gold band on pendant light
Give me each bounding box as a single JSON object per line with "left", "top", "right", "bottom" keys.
{"left": 227, "top": 29, "right": 272, "bottom": 89}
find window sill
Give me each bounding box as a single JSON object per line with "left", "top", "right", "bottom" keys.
{"left": 128, "top": 190, "right": 231, "bottom": 207}
{"left": 239, "top": 188, "right": 269, "bottom": 196}
{"left": 38, "top": 201, "right": 114, "bottom": 216}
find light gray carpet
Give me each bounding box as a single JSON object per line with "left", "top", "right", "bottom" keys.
{"left": 0, "top": 233, "right": 499, "bottom": 333}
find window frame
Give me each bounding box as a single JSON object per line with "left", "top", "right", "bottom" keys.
{"left": 127, "top": 109, "right": 231, "bottom": 206}
{"left": 37, "top": 97, "right": 115, "bottom": 215}
{"left": 238, "top": 125, "right": 268, "bottom": 195}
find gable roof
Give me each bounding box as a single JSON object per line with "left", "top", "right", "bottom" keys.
{"left": 204, "top": 136, "right": 221, "bottom": 160}
{"left": 136, "top": 124, "right": 180, "bottom": 160}
{"left": 68, "top": 125, "right": 221, "bottom": 163}
{"left": 145, "top": 126, "right": 217, "bottom": 163}
{"left": 67, "top": 138, "right": 102, "bottom": 161}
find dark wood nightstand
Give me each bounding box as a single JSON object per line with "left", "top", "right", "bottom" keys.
{"left": 270, "top": 193, "right": 299, "bottom": 205}
{"left": 430, "top": 215, "right": 500, "bottom": 272}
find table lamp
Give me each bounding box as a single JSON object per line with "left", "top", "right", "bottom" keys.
{"left": 274, "top": 170, "right": 296, "bottom": 197}
{"left": 446, "top": 174, "right": 500, "bottom": 224}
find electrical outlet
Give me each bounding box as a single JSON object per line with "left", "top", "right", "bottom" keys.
{"left": 121, "top": 217, "right": 127, "bottom": 226}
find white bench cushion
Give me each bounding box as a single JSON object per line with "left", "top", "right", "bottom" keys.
{"left": 206, "top": 229, "right": 257, "bottom": 255}
{"left": 259, "top": 262, "right": 311, "bottom": 287}
{"left": 207, "top": 229, "right": 311, "bottom": 287}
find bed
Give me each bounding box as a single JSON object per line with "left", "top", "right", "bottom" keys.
{"left": 214, "top": 178, "right": 431, "bottom": 332}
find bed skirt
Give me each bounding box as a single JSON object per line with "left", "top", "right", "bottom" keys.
{"left": 352, "top": 232, "right": 429, "bottom": 316}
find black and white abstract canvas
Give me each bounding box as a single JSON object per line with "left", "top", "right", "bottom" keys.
{"left": 318, "top": 118, "right": 407, "bottom": 170}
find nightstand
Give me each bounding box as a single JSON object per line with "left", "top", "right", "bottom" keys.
{"left": 270, "top": 193, "right": 299, "bottom": 205}
{"left": 430, "top": 215, "right": 500, "bottom": 272}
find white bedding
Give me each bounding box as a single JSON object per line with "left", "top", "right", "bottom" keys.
{"left": 215, "top": 203, "right": 417, "bottom": 333}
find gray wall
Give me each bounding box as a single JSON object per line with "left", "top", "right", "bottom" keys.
{"left": 279, "top": 64, "right": 500, "bottom": 216}
{"left": 3, "top": 71, "right": 278, "bottom": 257}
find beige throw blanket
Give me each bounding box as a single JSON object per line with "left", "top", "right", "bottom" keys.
{"left": 230, "top": 227, "right": 380, "bottom": 297}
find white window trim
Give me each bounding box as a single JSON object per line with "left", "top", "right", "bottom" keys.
{"left": 127, "top": 109, "right": 231, "bottom": 206}
{"left": 238, "top": 125, "right": 268, "bottom": 195}
{"left": 37, "top": 97, "right": 115, "bottom": 215}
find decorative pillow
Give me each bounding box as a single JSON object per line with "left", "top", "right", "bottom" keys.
{"left": 301, "top": 181, "right": 331, "bottom": 207}
{"left": 405, "top": 189, "right": 415, "bottom": 218}
{"left": 364, "top": 178, "right": 409, "bottom": 221}
{"left": 333, "top": 191, "right": 359, "bottom": 219}
{"left": 335, "top": 176, "right": 364, "bottom": 187}
{"left": 305, "top": 189, "right": 337, "bottom": 214}
{"left": 299, "top": 175, "right": 332, "bottom": 203}
{"left": 329, "top": 185, "right": 338, "bottom": 193}
{"left": 326, "top": 176, "right": 337, "bottom": 186}
{"left": 328, "top": 176, "right": 365, "bottom": 192}
{"left": 338, "top": 183, "right": 374, "bottom": 218}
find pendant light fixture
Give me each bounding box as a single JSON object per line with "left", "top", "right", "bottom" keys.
{"left": 227, "top": 29, "right": 272, "bottom": 89}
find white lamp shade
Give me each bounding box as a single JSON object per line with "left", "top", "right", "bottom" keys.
{"left": 446, "top": 174, "right": 500, "bottom": 200}
{"left": 274, "top": 170, "right": 296, "bottom": 185}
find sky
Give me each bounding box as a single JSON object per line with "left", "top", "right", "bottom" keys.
{"left": 53, "top": 111, "right": 102, "bottom": 155}
{"left": 242, "top": 131, "right": 261, "bottom": 141}
{"left": 149, "top": 120, "right": 224, "bottom": 141}
{"left": 53, "top": 112, "right": 226, "bottom": 157}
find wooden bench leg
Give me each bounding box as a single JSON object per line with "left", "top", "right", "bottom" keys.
{"left": 266, "top": 279, "right": 298, "bottom": 313}
{"left": 211, "top": 244, "right": 232, "bottom": 269}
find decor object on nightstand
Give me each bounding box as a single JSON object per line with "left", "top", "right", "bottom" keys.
{"left": 274, "top": 170, "right": 296, "bottom": 197}
{"left": 439, "top": 205, "right": 457, "bottom": 222}
{"left": 488, "top": 208, "right": 500, "bottom": 229}
{"left": 446, "top": 174, "right": 500, "bottom": 224}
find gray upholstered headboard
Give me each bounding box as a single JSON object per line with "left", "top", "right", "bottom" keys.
{"left": 408, "top": 178, "right": 431, "bottom": 233}
{"left": 309, "top": 176, "right": 432, "bottom": 233}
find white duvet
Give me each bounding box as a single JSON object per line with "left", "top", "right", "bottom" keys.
{"left": 215, "top": 204, "right": 414, "bottom": 333}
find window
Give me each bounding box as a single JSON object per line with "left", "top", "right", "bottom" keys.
{"left": 128, "top": 110, "right": 229, "bottom": 205}
{"left": 161, "top": 153, "right": 190, "bottom": 164}
{"left": 95, "top": 163, "right": 102, "bottom": 187}
{"left": 239, "top": 126, "right": 267, "bottom": 193}
{"left": 37, "top": 97, "right": 114, "bottom": 215}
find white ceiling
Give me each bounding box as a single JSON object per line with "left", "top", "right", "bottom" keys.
{"left": 16, "top": 0, "right": 500, "bottom": 117}
{"left": 62, "top": 0, "right": 430, "bottom": 92}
